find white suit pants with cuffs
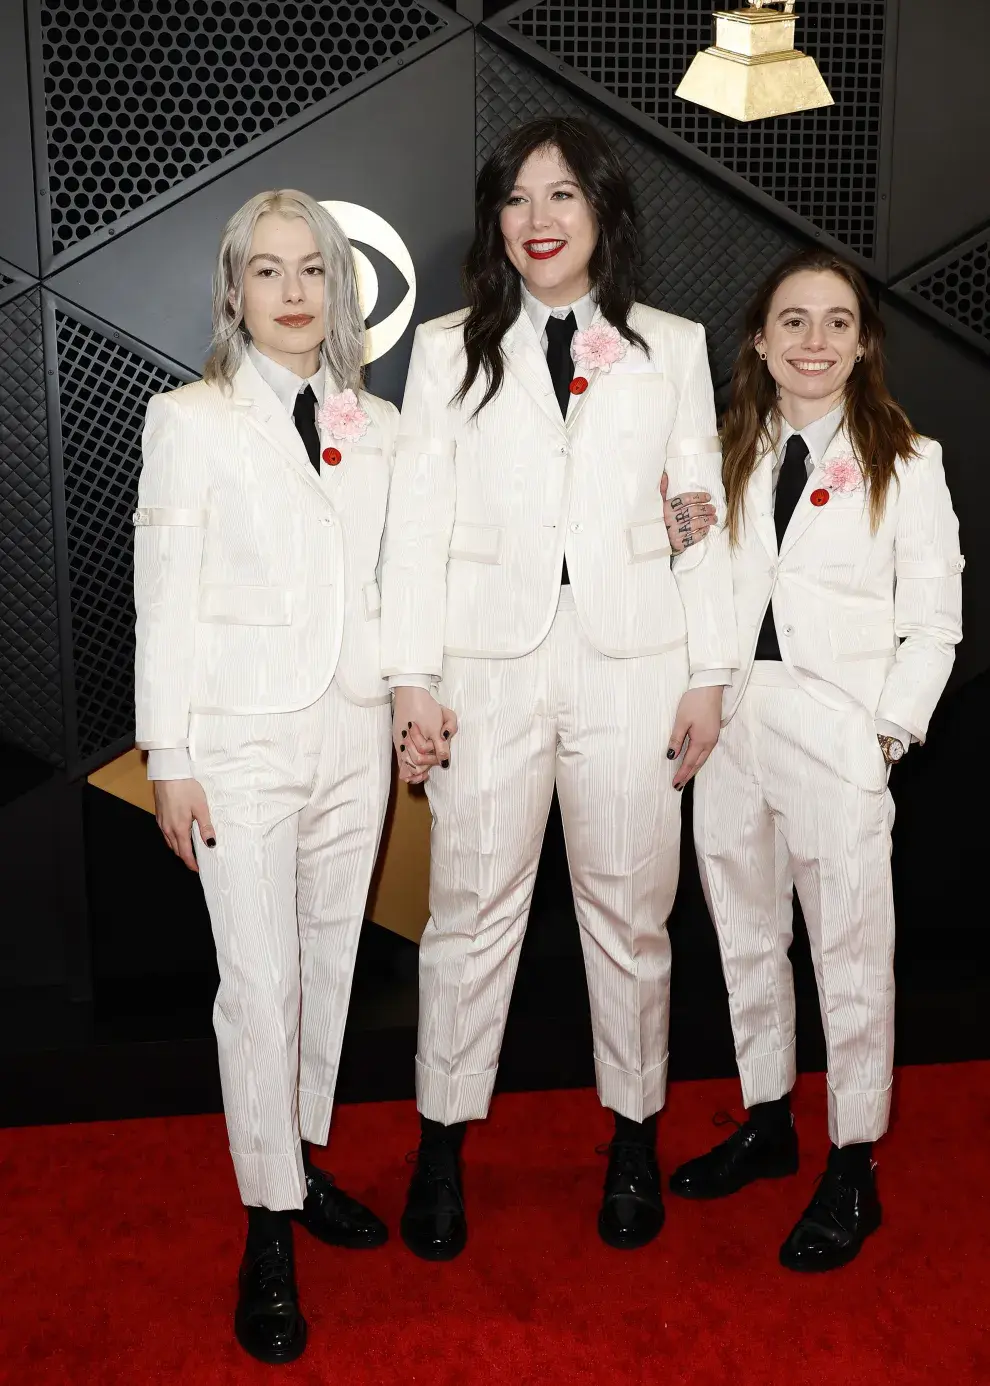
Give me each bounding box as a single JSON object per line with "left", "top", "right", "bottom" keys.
{"left": 418, "top": 586, "right": 688, "bottom": 1126}
{"left": 694, "top": 662, "right": 896, "bottom": 1146}
{"left": 189, "top": 678, "right": 391, "bottom": 1211}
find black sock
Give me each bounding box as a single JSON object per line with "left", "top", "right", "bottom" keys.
{"left": 747, "top": 1094, "right": 792, "bottom": 1137}
{"left": 611, "top": 1112, "right": 657, "bottom": 1148}
{"left": 420, "top": 1115, "right": 467, "bottom": 1152}
{"left": 246, "top": 1205, "right": 292, "bottom": 1252}
{"left": 827, "top": 1141, "right": 873, "bottom": 1179}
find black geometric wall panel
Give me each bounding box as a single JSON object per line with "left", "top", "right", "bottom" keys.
{"left": 895, "top": 229, "right": 990, "bottom": 357}
{"left": 502, "top": 0, "right": 887, "bottom": 262}
{"left": 0, "top": 260, "right": 36, "bottom": 311}
{"left": 478, "top": 37, "right": 805, "bottom": 388}
{"left": 37, "top": 0, "right": 449, "bottom": 258}
{"left": 0, "top": 1, "right": 40, "bottom": 275}
{"left": 0, "top": 291, "right": 65, "bottom": 767}
{"left": 56, "top": 310, "right": 187, "bottom": 769}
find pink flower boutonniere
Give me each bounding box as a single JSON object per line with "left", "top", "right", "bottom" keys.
{"left": 571, "top": 322, "right": 626, "bottom": 373}
{"left": 821, "top": 454, "right": 864, "bottom": 495}
{"left": 318, "top": 388, "right": 370, "bottom": 442}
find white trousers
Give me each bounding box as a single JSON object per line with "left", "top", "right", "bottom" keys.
{"left": 190, "top": 680, "right": 391, "bottom": 1210}
{"left": 418, "top": 588, "right": 688, "bottom": 1125}
{"left": 694, "top": 664, "right": 896, "bottom": 1146}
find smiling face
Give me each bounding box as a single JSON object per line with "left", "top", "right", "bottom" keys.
{"left": 499, "top": 145, "right": 599, "bottom": 307}
{"left": 755, "top": 269, "right": 863, "bottom": 426}
{"left": 238, "top": 212, "right": 327, "bottom": 376}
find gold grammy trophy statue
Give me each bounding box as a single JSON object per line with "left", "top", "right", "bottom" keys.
{"left": 676, "top": 0, "right": 833, "bottom": 122}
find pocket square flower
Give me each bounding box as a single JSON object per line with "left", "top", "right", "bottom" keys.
{"left": 318, "top": 388, "right": 370, "bottom": 442}
{"left": 571, "top": 322, "right": 626, "bottom": 372}
{"left": 821, "top": 455, "right": 864, "bottom": 494}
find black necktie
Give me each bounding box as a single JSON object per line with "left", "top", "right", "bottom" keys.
{"left": 545, "top": 311, "right": 577, "bottom": 418}
{"left": 292, "top": 384, "right": 321, "bottom": 474}
{"left": 754, "top": 432, "right": 810, "bottom": 661}
{"left": 545, "top": 312, "right": 577, "bottom": 585}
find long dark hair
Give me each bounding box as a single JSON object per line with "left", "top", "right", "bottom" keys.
{"left": 457, "top": 117, "right": 647, "bottom": 413}
{"left": 722, "top": 247, "right": 918, "bottom": 542}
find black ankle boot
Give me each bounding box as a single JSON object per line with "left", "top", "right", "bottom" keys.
{"left": 598, "top": 1113, "right": 664, "bottom": 1251}
{"left": 235, "top": 1210, "right": 306, "bottom": 1364}
{"left": 399, "top": 1119, "right": 467, "bottom": 1262}
{"left": 669, "top": 1108, "right": 799, "bottom": 1200}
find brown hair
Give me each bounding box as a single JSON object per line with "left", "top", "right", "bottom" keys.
{"left": 721, "top": 247, "right": 918, "bottom": 543}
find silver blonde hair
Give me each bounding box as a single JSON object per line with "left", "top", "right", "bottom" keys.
{"left": 204, "top": 189, "right": 365, "bottom": 391}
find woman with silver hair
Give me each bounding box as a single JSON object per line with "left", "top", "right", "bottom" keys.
{"left": 133, "top": 189, "right": 425, "bottom": 1362}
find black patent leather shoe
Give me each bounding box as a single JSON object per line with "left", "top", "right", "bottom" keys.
{"left": 399, "top": 1142, "right": 467, "bottom": 1261}
{"left": 234, "top": 1231, "right": 307, "bottom": 1365}
{"left": 779, "top": 1165, "right": 881, "bottom": 1272}
{"left": 669, "top": 1113, "right": 799, "bottom": 1200}
{"left": 290, "top": 1164, "right": 388, "bottom": 1249}
{"left": 598, "top": 1140, "right": 665, "bottom": 1250}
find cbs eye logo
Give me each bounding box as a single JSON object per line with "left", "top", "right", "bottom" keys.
{"left": 320, "top": 201, "right": 415, "bottom": 365}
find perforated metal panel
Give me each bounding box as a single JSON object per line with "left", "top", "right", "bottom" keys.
{"left": 478, "top": 38, "right": 804, "bottom": 387}
{"left": 0, "top": 291, "right": 65, "bottom": 766}
{"left": 56, "top": 312, "right": 185, "bottom": 766}
{"left": 40, "top": 0, "right": 447, "bottom": 256}
{"left": 901, "top": 234, "right": 990, "bottom": 352}
{"left": 505, "top": 0, "right": 886, "bottom": 261}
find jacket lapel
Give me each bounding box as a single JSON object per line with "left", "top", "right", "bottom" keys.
{"left": 230, "top": 356, "right": 328, "bottom": 504}
{"left": 778, "top": 423, "right": 848, "bottom": 557}
{"left": 503, "top": 311, "right": 567, "bottom": 434}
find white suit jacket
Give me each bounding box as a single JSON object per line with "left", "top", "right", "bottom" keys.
{"left": 380, "top": 302, "right": 738, "bottom": 677}
{"left": 724, "top": 424, "right": 964, "bottom": 741}
{"left": 133, "top": 354, "right": 398, "bottom": 768}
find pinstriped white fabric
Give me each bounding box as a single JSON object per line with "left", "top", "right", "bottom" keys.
{"left": 189, "top": 680, "right": 391, "bottom": 1210}
{"left": 694, "top": 666, "right": 895, "bottom": 1146}
{"left": 723, "top": 430, "right": 963, "bottom": 739}
{"left": 417, "top": 589, "right": 688, "bottom": 1126}
{"left": 380, "top": 303, "right": 737, "bottom": 677}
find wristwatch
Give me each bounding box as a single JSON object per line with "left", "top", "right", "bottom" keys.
{"left": 877, "top": 734, "right": 905, "bottom": 765}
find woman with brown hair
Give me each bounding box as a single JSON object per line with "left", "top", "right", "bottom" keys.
{"left": 666, "top": 248, "right": 964, "bottom": 1270}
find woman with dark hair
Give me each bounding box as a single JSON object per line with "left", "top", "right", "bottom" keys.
{"left": 667, "top": 248, "right": 964, "bottom": 1270}
{"left": 380, "top": 117, "right": 737, "bottom": 1259}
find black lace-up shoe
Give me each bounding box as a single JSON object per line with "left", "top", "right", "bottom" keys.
{"left": 669, "top": 1113, "right": 799, "bottom": 1200}
{"left": 779, "top": 1165, "right": 881, "bottom": 1272}
{"left": 290, "top": 1165, "right": 388, "bottom": 1249}
{"left": 234, "top": 1229, "right": 306, "bottom": 1365}
{"left": 597, "top": 1140, "right": 665, "bottom": 1250}
{"left": 400, "top": 1141, "right": 467, "bottom": 1261}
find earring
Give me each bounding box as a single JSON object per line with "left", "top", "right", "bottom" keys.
{"left": 855, "top": 350, "right": 864, "bottom": 361}
{"left": 758, "top": 350, "right": 767, "bottom": 361}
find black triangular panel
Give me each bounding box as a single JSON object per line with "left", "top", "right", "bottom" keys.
{"left": 0, "top": 4, "right": 39, "bottom": 275}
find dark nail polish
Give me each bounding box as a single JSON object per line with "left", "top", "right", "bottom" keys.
{"left": 441, "top": 760, "right": 450, "bottom": 769}
{"left": 400, "top": 743, "right": 405, "bottom": 751}
{"left": 206, "top": 837, "right": 217, "bottom": 848}
{"left": 666, "top": 748, "right": 676, "bottom": 760}
{"left": 674, "top": 784, "right": 683, "bottom": 792}
{"left": 407, "top": 722, "right": 413, "bottom": 730}
{"left": 442, "top": 730, "right": 450, "bottom": 739}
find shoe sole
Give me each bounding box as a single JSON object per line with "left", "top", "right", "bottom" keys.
{"left": 234, "top": 1312, "right": 308, "bottom": 1365}
{"left": 669, "top": 1158, "right": 800, "bottom": 1201}
{"left": 779, "top": 1214, "right": 881, "bottom": 1273}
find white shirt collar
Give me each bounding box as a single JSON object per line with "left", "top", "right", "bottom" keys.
{"left": 778, "top": 404, "right": 845, "bottom": 470}
{"left": 248, "top": 343, "right": 326, "bottom": 416}
{"left": 521, "top": 284, "right": 598, "bottom": 343}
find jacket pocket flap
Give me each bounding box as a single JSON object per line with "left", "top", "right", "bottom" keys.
{"left": 449, "top": 522, "right": 503, "bottom": 564}
{"left": 199, "top": 584, "right": 292, "bottom": 626}
{"left": 625, "top": 518, "right": 672, "bottom": 563}
{"left": 363, "top": 579, "right": 382, "bottom": 619}
{"left": 829, "top": 614, "right": 896, "bottom": 660}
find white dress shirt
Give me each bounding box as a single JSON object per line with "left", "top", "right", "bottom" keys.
{"left": 147, "top": 345, "right": 327, "bottom": 780}
{"left": 767, "top": 404, "right": 910, "bottom": 752}
{"left": 521, "top": 284, "right": 598, "bottom": 349}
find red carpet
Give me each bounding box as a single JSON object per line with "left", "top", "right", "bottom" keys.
{"left": 3, "top": 1063, "right": 989, "bottom": 1385}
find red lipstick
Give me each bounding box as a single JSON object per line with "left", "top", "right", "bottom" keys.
{"left": 523, "top": 239, "right": 566, "bottom": 260}
{"left": 275, "top": 314, "right": 315, "bottom": 327}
